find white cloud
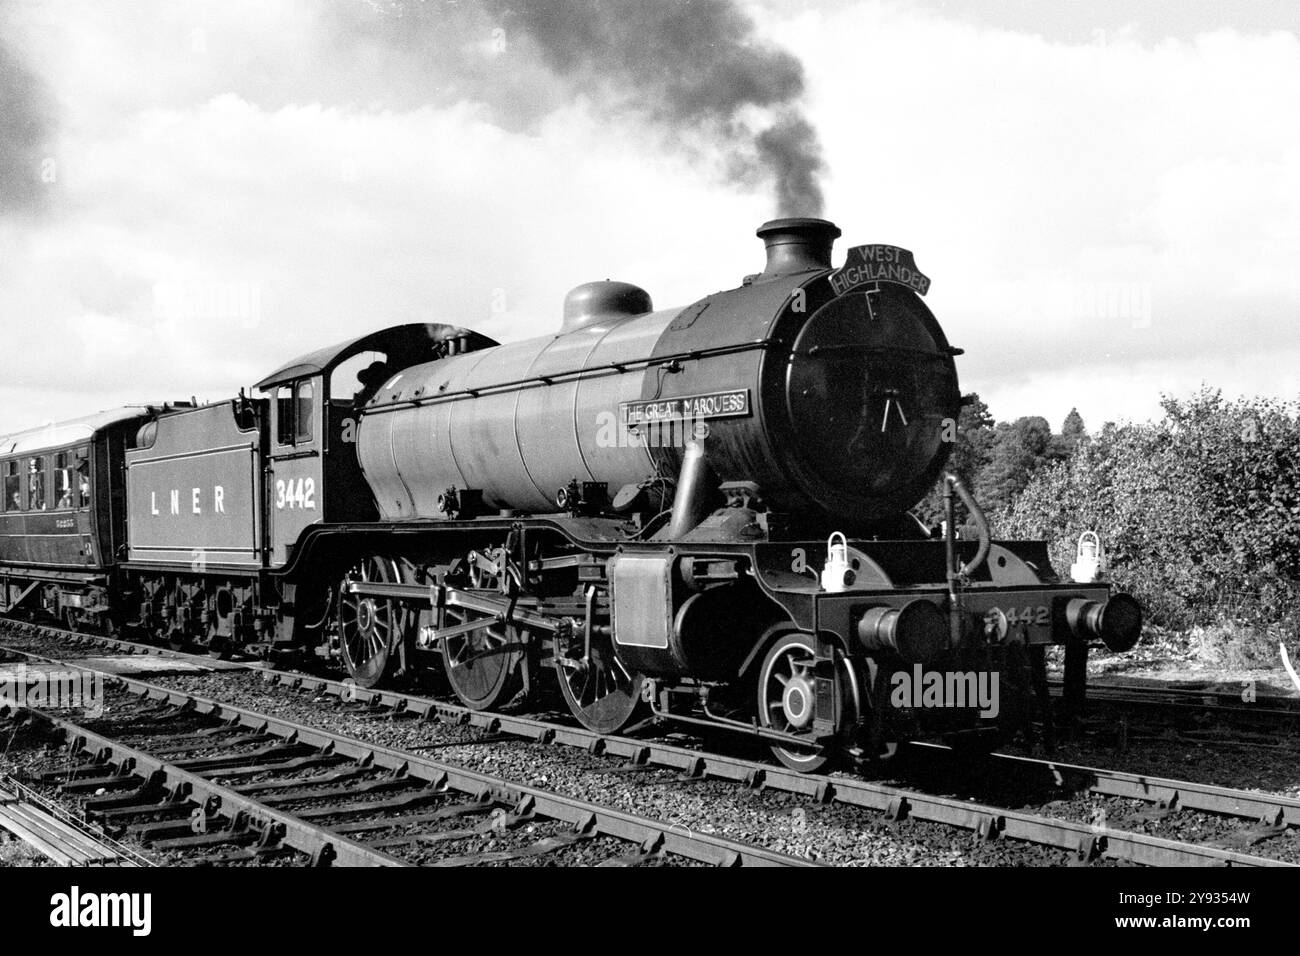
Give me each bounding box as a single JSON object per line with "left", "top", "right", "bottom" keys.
{"left": 0, "top": 0, "right": 1296, "bottom": 435}
{"left": 762, "top": 3, "right": 1300, "bottom": 423}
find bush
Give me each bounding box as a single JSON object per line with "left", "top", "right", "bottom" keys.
{"left": 996, "top": 388, "right": 1300, "bottom": 634}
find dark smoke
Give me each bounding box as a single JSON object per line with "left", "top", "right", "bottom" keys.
{"left": 345, "top": 0, "right": 825, "bottom": 216}
{"left": 756, "top": 114, "right": 824, "bottom": 218}
{"left": 0, "top": 4, "right": 52, "bottom": 216}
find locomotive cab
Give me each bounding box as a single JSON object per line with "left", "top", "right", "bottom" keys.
{"left": 254, "top": 323, "right": 498, "bottom": 565}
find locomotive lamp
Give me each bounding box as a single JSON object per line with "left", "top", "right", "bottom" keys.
{"left": 1070, "top": 530, "right": 1104, "bottom": 583}
{"left": 820, "top": 532, "right": 853, "bottom": 591}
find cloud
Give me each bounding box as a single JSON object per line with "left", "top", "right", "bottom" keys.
{"left": 0, "top": 0, "right": 54, "bottom": 215}
{"left": 767, "top": 4, "right": 1300, "bottom": 423}
{"left": 0, "top": 0, "right": 1295, "bottom": 437}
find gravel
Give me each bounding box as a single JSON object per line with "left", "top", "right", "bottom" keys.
{"left": 6, "top": 624, "right": 1298, "bottom": 866}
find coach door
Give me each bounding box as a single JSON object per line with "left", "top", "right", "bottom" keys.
{"left": 267, "top": 376, "right": 323, "bottom": 565}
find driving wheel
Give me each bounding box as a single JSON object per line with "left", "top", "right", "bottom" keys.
{"left": 338, "top": 555, "right": 407, "bottom": 688}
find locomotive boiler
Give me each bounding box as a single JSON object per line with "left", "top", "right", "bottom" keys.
{"left": 356, "top": 219, "right": 960, "bottom": 530}
{"left": 0, "top": 217, "right": 1143, "bottom": 772}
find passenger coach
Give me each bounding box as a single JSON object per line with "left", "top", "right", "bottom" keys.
{"left": 0, "top": 407, "right": 158, "bottom": 631}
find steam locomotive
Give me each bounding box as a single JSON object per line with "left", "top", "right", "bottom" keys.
{"left": 0, "top": 218, "right": 1141, "bottom": 769}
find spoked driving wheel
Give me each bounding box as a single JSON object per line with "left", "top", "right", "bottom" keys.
{"left": 440, "top": 609, "right": 525, "bottom": 710}
{"left": 555, "top": 623, "right": 645, "bottom": 734}
{"left": 338, "top": 555, "right": 407, "bottom": 688}
{"left": 757, "top": 631, "right": 851, "bottom": 773}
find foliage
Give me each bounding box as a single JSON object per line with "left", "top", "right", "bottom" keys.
{"left": 916, "top": 393, "right": 995, "bottom": 526}
{"left": 997, "top": 388, "right": 1300, "bottom": 631}
{"left": 916, "top": 395, "right": 1077, "bottom": 529}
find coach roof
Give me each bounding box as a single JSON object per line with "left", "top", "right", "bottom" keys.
{"left": 0, "top": 407, "right": 156, "bottom": 456}
{"left": 254, "top": 323, "right": 498, "bottom": 392}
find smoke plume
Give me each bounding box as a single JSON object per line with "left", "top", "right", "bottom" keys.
{"left": 345, "top": 0, "right": 826, "bottom": 215}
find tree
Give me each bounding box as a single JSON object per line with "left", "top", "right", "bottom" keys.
{"left": 1057, "top": 407, "right": 1086, "bottom": 455}
{"left": 977, "top": 416, "right": 1058, "bottom": 513}
{"left": 915, "top": 393, "right": 996, "bottom": 526}
{"left": 1062, "top": 407, "right": 1086, "bottom": 442}
{"left": 998, "top": 388, "right": 1300, "bottom": 631}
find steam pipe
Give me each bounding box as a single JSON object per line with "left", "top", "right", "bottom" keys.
{"left": 950, "top": 475, "right": 990, "bottom": 578}
{"left": 943, "top": 479, "right": 960, "bottom": 648}
{"left": 942, "top": 473, "right": 992, "bottom": 648}
{"left": 665, "top": 441, "right": 716, "bottom": 539}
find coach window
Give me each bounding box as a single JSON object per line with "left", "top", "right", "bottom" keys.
{"left": 54, "top": 451, "right": 73, "bottom": 509}
{"left": 2, "top": 461, "right": 18, "bottom": 512}
{"left": 27, "top": 456, "right": 46, "bottom": 510}
{"left": 76, "top": 452, "right": 90, "bottom": 508}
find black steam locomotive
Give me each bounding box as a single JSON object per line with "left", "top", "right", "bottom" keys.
{"left": 0, "top": 219, "right": 1140, "bottom": 769}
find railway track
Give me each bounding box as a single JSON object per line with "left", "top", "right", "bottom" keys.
{"left": 901, "top": 742, "right": 1300, "bottom": 855}
{"left": 1, "top": 652, "right": 809, "bottom": 867}
{"left": 0, "top": 773, "right": 152, "bottom": 866}
{"left": 1050, "top": 676, "right": 1300, "bottom": 723}
{"left": 2, "top": 619, "right": 1296, "bottom": 867}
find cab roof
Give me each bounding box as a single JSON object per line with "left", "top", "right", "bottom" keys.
{"left": 254, "top": 323, "right": 498, "bottom": 392}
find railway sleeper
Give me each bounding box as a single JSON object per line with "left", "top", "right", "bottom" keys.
{"left": 327, "top": 796, "right": 497, "bottom": 835}
{"left": 362, "top": 805, "right": 528, "bottom": 851}
{"left": 253, "top": 774, "right": 419, "bottom": 806}
{"left": 233, "top": 766, "right": 373, "bottom": 796}
{"left": 93, "top": 801, "right": 195, "bottom": 825}
{"left": 145, "top": 732, "right": 279, "bottom": 756}
{"left": 289, "top": 787, "right": 449, "bottom": 820}
{"left": 57, "top": 774, "right": 143, "bottom": 795}
{"left": 170, "top": 742, "right": 315, "bottom": 772}
{"left": 207, "top": 753, "right": 352, "bottom": 780}
{"left": 426, "top": 829, "right": 596, "bottom": 866}
{"left": 150, "top": 827, "right": 257, "bottom": 851}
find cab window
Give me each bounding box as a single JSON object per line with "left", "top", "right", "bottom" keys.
{"left": 296, "top": 380, "right": 314, "bottom": 442}
{"left": 276, "top": 386, "right": 294, "bottom": 445}
{"left": 331, "top": 350, "right": 389, "bottom": 406}
{"left": 2, "top": 461, "right": 18, "bottom": 512}
{"left": 276, "top": 381, "right": 315, "bottom": 446}
{"left": 27, "top": 456, "right": 46, "bottom": 510}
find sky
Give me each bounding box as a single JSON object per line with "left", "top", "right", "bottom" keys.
{"left": 0, "top": 0, "right": 1297, "bottom": 436}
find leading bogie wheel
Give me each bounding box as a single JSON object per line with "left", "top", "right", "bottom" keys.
{"left": 757, "top": 631, "right": 851, "bottom": 773}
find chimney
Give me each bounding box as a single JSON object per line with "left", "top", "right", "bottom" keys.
{"left": 755, "top": 217, "right": 842, "bottom": 278}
